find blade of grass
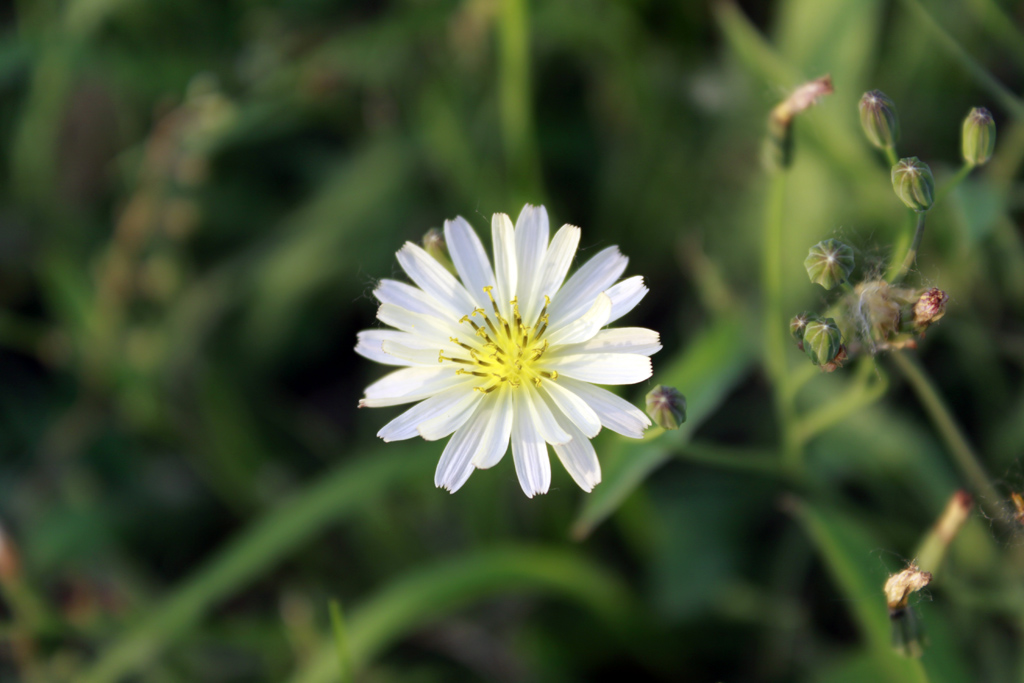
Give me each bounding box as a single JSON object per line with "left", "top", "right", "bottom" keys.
{"left": 75, "top": 444, "right": 435, "bottom": 683}
{"left": 286, "top": 546, "right": 635, "bottom": 683}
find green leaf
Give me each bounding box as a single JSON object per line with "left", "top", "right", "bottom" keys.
{"left": 286, "top": 546, "right": 636, "bottom": 683}
{"left": 571, "top": 315, "right": 756, "bottom": 539}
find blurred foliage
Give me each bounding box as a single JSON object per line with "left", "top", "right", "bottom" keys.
{"left": 1, "top": 0, "right": 1024, "bottom": 681}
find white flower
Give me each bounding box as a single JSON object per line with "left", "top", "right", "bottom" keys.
{"left": 356, "top": 205, "right": 660, "bottom": 497}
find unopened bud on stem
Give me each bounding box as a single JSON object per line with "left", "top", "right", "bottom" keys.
{"left": 803, "top": 318, "right": 843, "bottom": 369}
{"left": 892, "top": 157, "right": 934, "bottom": 212}
{"left": 912, "top": 288, "right": 948, "bottom": 334}
{"left": 804, "top": 239, "right": 854, "bottom": 290}
{"left": 646, "top": 385, "right": 687, "bottom": 430}
{"left": 423, "top": 228, "right": 456, "bottom": 275}
{"left": 962, "top": 107, "right": 996, "bottom": 167}
{"left": 765, "top": 75, "right": 833, "bottom": 170}
{"left": 885, "top": 563, "right": 932, "bottom": 658}
{"left": 859, "top": 90, "right": 900, "bottom": 151}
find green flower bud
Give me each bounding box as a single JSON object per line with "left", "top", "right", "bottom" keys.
{"left": 962, "top": 107, "right": 996, "bottom": 167}
{"left": 891, "top": 157, "right": 934, "bottom": 212}
{"left": 804, "top": 239, "right": 854, "bottom": 290}
{"left": 803, "top": 317, "right": 842, "bottom": 367}
{"left": 790, "top": 311, "right": 815, "bottom": 344}
{"left": 859, "top": 90, "right": 900, "bottom": 150}
{"left": 422, "top": 228, "right": 456, "bottom": 275}
{"left": 645, "top": 385, "right": 687, "bottom": 430}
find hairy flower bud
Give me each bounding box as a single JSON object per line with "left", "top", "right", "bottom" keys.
{"left": 891, "top": 157, "right": 935, "bottom": 212}
{"left": 962, "top": 107, "right": 996, "bottom": 167}
{"left": 803, "top": 317, "right": 843, "bottom": 367}
{"left": 804, "top": 239, "right": 854, "bottom": 290}
{"left": 645, "top": 385, "right": 687, "bottom": 430}
{"left": 912, "top": 287, "right": 948, "bottom": 333}
{"left": 859, "top": 90, "right": 900, "bottom": 150}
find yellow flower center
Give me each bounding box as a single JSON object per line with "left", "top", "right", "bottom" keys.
{"left": 439, "top": 287, "right": 557, "bottom": 392}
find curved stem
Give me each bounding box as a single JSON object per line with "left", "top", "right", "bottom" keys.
{"left": 762, "top": 173, "right": 801, "bottom": 471}
{"left": 935, "top": 163, "right": 973, "bottom": 206}
{"left": 794, "top": 359, "right": 888, "bottom": 446}
{"left": 890, "top": 351, "right": 1002, "bottom": 518}
{"left": 892, "top": 211, "right": 927, "bottom": 283}
{"left": 898, "top": 0, "right": 1024, "bottom": 120}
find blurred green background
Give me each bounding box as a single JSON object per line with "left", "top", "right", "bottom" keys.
{"left": 1, "top": 0, "right": 1024, "bottom": 680}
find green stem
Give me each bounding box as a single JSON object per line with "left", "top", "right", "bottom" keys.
{"left": 934, "top": 163, "right": 973, "bottom": 206}
{"left": 885, "top": 146, "right": 899, "bottom": 167}
{"left": 498, "top": 0, "right": 542, "bottom": 201}
{"left": 762, "top": 173, "right": 801, "bottom": 471}
{"left": 898, "top": 0, "right": 1024, "bottom": 120}
{"left": 328, "top": 600, "right": 353, "bottom": 683}
{"left": 890, "top": 352, "right": 1002, "bottom": 519}
{"left": 892, "top": 211, "right": 927, "bottom": 283}
{"left": 794, "top": 358, "right": 888, "bottom": 445}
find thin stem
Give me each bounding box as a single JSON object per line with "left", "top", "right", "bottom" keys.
{"left": 885, "top": 146, "right": 899, "bottom": 167}
{"left": 890, "top": 351, "right": 1002, "bottom": 519}
{"left": 898, "top": 0, "right": 1024, "bottom": 120}
{"left": 935, "top": 163, "right": 973, "bottom": 206}
{"left": 762, "top": 173, "right": 801, "bottom": 471}
{"left": 794, "top": 358, "right": 888, "bottom": 445}
{"left": 498, "top": 0, "right": 542, "bottom": 201}
{"left": 892, "top": 211, "right": 927, "bottom": 283}
{"left": 328, "top": 600, "right": 353, "bottom": 683}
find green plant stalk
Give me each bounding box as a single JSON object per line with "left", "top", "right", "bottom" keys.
{"left": 898, "top": 0, "right": 1024, "bottom": 120}
{"left": 892, "top": 211, "right": 927, "bottom": 283}
{"left": 328, "top": 600, "right": 353, "bottom": 683}
{"left": 934, "top": 163, "right": 973, "bottom": 206}
{"left": 885, "top": 146, "right": 899, "bottom": 167}
{"left": 794, "top": 358, "right": 888, "bottom": 446}
{"left": 75, "top": 446, "right": 433, "bottom": 683}
{"left": 498, "top": 0, "right": 542, "bottom": 201}
{"left": 762, "top": 173, "right": 801, "bottom": 471}
{"left": 890, "top": 352, "right": 1002, "bottom": 519}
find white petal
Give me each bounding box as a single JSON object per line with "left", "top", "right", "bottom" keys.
{"left": 514, "top": 204, "right": 550, "bottom": 323}
{"left": 396, "top": 242, "right": 476, "bottom": 317}
{"left": 434, "top": 398, "right": 492, "bottom": 493}
{"left": 551, "top": 328, "right": 662, "bottom": 357}
{"left": 550, "top": 418, "right": 601, "bottom": 492}
{"left": 492, "top": 213, "right": 517, "bottom": 318}
{"left": 355, "top": 329, "right": 427, "bottom": 366}
{"left": 548, "top": 353, "right": 652, "bottom": 385}
{"left": 526, "top": 384, "right": 571, "bottom": 445}
{"left": 544, "top": 293, "right": 612, "bottom": 346}
{"left": 511, "top": 389, "right": 551, "bottom": 497}
{"left": 377, "top": 303, "right": 461, "bottom": 346}
{"left": 378, "top": 385, "right": 477, "bottom": 442}
{"left": 605, "top": 276, "right": 648, "bottom": 324}
{"left": 373, "top": 279, "right": 448, "bottom": 319}
{"left": 473, "top": 387, "right": 513, "bottom": 469}
{"left": 360, "top": 367, "right": 466, "bottom": 407}
{"left": 418, "top": 390, "right": 482, "bottom": 441}
{"left": 444, "top": 216, "right": 496, "bottom": 310}
{"left": 536, "top": 225, "right": 580, "bottom": 302}
{"left": 547, "top": 246, "right": 628, "bottom": 329}
{"left": 557, "top": 377, "right": 651, "bottom": 438}
{"left": 539, "top": 380, "right": 601, "bottom": 438}
{"left": 381, "top": 339, "right": 447, "bottom": 366}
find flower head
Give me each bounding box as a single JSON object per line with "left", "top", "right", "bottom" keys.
{"left": 356, "top": 205, "right": 660, "bottom": 497}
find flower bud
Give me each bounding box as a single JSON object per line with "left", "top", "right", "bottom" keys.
{"left": 884, "top": 563, "right": 932, "bottom": 612}
{"left": 962, "top": 107, "right": 996, "bottom": 166}
{"left": 891, "top": 157, "right": 934, "bottom": 212}
{"left": 804, "top": 239, "right": 854, "bottom": 290}
{"left": 765, "top": 75, "right": 833, "bottom": 170}
{"left": 859, "top": 90, "right": 900, "bottom": 150}
{"left": 912, "top": 287, "right": 948, "bottom": 333}
{"left": 422, "top": 228, "right": 456, "bottom": 275}
{"left": 885, "top": 563, "right": 931, "bottom": 659}
{"left": 645, "top": 385, "right": 687, "bottom": 430}
{"left": 790, "top": 311, "right": 814, "bottom": 346}
{"left": 803, "top": 317, "right": 843, "bottom": 367}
